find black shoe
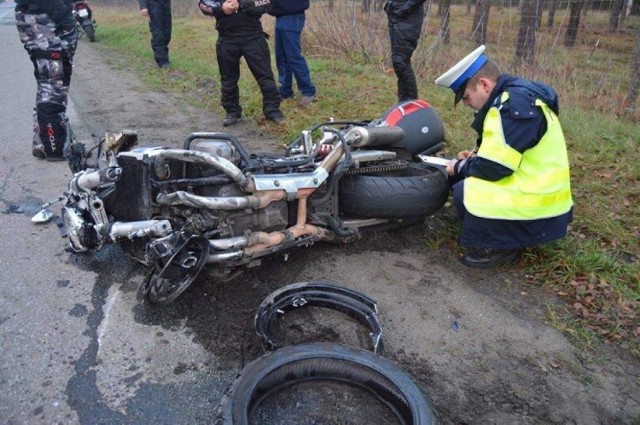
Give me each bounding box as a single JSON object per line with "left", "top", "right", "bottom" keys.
{"left": 222, "top": 114, "right": 242, "bottom": 127}
{"left": 460, "top": 248, "right": 520, "bottom": 269}
{"left": 266, "top": 111, "right": 285, "bottom": 124}
{"left": 157, "top": 61, "right": 171, "bottom": 69}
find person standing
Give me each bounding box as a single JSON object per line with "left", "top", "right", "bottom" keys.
{"left": 269, "top": 0, "right": 316, "bottom": 107}
{"left": 138, "top": 0, "right": 172, "bottom": 68}
{"left": 435, "top": 45, "right": 573, "bottom": 268}
{"left": 15, "top": 0, "right": 78, "bottom": 161}
{"left": 198, "top": 0, "right": 284, "bottom": 126}
{"left": 384, "top": 0, "right": 427, "bottom": 102}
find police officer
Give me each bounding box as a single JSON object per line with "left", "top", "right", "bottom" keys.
{"left": 138, "top": 0, "right": 172, "bottom": 68}
{"left": 435, "top": 45, "right": 573, "bottom": 268}
{"left": 384, "top": 0, "right": 427, "bottom": 102}
{"left": 15, "top": 0, "right": 78, "bottom": 161}
{"left": 198, "top": 0, "right": 284, "bottom": 126}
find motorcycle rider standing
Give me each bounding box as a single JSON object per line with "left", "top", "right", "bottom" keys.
{"left": 138, "top": 0, "right": 172, "bottom": 68}
{"left": 15, "top": 0, "right": 78, "bottom": 161}
{"left": 384, "top": 0, "right": 427, "bottom": 102}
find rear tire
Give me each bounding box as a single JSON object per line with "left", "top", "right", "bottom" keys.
{"left": 84, "top": 24, "right": 96, "bottom": 42}
{"left": 215, "top": 342, "right": 438, "bottom": 424}
{"left": 339, "top": 163, "right": 449, "bottom": 219}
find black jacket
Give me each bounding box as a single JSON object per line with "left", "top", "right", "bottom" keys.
{"left": 384, "top": 0, "right": 427, "bottom": 20}
{"left": 15, "top": 0, "right": 74, "bottom": 31}
{"left": 207, "top": 0, "right": 265, "bottom": 37}
{"left": 269, "top": 0, "right": 309, "bottom": 16}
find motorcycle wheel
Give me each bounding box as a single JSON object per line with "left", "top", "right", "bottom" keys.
{"left": 138, "top": 235, "right": 210, "bottom": 306}
{"left": 83, "top": 24, "right": 96, "bottom": 42}
{"left": 215, "top": 342, "right": 438, "bottom": 424}
{"left": 339, "top": 163, "right": 449, "bottom": 219}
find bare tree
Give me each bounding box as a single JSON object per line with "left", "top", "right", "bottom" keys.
{"left": 609, "top": 0, "right": 625, "bottom": 31}
{"left": 535, "top": 0, "right": 543, "bottom": 30}
{"left": 440, "top": 0, "right": 452, "bottom": 44}
{"left": 564, "top": 0, "right": 583, "bottom": 47}
{"left": 515, "top": 0, "right": 537, "bottom": 65}
{"left": 547, "top": 0, "right": 558, "bottom": 27}
{"left": 624, "top": 26, "right": 640, "bottom": 114}
{"left": 473, "top": 0, "right": 491, "bottom": 46}
{"left": 363, "top": 0, "right": 385, "bottom": 12}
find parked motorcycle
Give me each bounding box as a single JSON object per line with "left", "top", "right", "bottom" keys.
{"left": 35, "top": 101, "right": 450, "bottom": 306}
{"left": 71, "top": 0, "right": 96, "bottom": 42}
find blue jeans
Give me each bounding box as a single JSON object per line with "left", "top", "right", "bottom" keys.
{"left": 275, "top": 14, "right": 316, "bottom": 98}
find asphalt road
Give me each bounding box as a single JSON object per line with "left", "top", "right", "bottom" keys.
{"left": 0, "top": 3, "right": 231, "bottom": 423}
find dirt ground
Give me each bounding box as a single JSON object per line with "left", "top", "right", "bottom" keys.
{"left": 68, "top": 40, "right": 640, "bottom": 424}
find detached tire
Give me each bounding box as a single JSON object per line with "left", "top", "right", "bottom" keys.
{"left": 215, "top": 342, "right": 438, "bottom": 424}
{"left": 339, "top": 163, "right": 448, "bottom": 219}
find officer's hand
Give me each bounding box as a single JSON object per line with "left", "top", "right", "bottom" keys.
{"left": 222, "top": 0, "right": 239, "bottom": 14}
{"left": 457, "top": 150, "right": 475, "bottom": 160}
{"left": 60, "top": 27, "right": 78, "bottom": 52}
{"left": 140, "top": 8, "right": 149, "bottom": 18}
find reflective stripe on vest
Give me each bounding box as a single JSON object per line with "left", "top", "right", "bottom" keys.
{"left": 464, "top": 96, "right": 573, "bottom": 220}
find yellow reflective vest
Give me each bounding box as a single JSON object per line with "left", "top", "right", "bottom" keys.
{"left": 464, "top": 93, "right": 573, "bottom": 220}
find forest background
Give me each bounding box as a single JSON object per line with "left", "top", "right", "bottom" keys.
{"left": 69, "top": 0, "right": 639, "bottom": 356}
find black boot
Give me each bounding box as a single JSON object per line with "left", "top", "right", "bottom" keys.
{"left": 222, "top": 113, "right": 242, "bottom": 127}
{"left": 460, "top": 248, "right": 520, "bottom": 269}
{"left": 38, "top": 111, "right": 71, "bottom": 161}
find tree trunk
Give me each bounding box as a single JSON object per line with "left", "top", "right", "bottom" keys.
{"left": 440, "top": 0, "right": 452, "bottom": 44}
{"left": 467, "top": 0, "right": 473, "bottom": 14}
{"left": 547, "top": 0, "right": 558, "bottom": 27}
{"left": 515, "top": 0, "right": 537, "bottom": 65}
{"left": 473, "top": 0, "right": 491, "bottom": 46}
{"left": 609, "top": 0, "right": 625, "bottom": 31}
{"left": 564, "top": 0, "right": 583, "bottom": 47}
{"left": 535, "top": 0, "right": 543, "bottom": 30}
{"left": 624, "top": 26, "right": 640, "bottom": 114}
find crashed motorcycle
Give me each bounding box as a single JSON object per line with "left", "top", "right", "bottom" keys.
{"left": 71, "top": 0, "right": 96, "bottom": 42}
{"left": 37, "top": 100, "right": 450, "bottom": 306}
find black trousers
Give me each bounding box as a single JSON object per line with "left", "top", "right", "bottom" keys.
{"left": 147, "top": 0, "right": 172, "bottom": 65}
{"left": 388, "top": 13, "right": 423, "bottom": 102}
{"left": 216, "top": 33, "right": 281, "bottom": 117}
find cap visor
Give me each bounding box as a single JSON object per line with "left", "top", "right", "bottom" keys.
{"left": 454, "top": 89, "right": 464, "bottom": 106}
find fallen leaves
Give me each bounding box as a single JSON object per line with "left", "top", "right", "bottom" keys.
{"left": 555, "top": 273, "right": 639, "bottom": 346}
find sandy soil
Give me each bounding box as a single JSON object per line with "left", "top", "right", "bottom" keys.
{"left": 68, "top": 40, "right": 640, "bottom": 424}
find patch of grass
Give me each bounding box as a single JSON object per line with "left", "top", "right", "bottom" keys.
{"left": 87, "top": 3, "right": 638, "bottom": 354}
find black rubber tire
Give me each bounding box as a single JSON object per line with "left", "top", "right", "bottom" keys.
{"left": 215, "top": 342, "right": 438, "bottom": 424}
{"left": 84, "top": 24, "right": 96, "bottom": 42}
{"left": 339, "top": 163, "right": 448, "bottom": 219}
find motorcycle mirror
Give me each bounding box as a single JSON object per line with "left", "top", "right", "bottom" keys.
{"left": 32, "top": 208, "right": 54, "bottom": 224}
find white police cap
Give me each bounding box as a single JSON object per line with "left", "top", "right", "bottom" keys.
{"left": 435, "top": 45, "right": 487, "bottom": 105}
